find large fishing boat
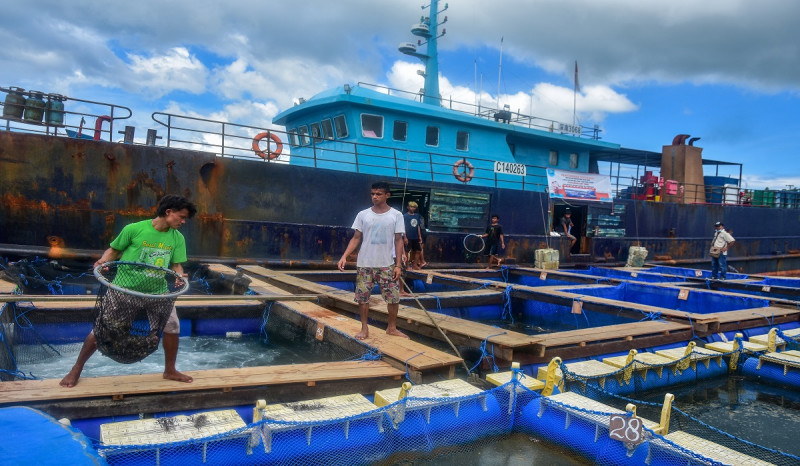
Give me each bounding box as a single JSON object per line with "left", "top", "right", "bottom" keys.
{"left": 1, "top": 0, "right": 800, "bottom": 274}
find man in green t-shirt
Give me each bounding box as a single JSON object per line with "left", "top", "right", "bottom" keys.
{"left": 60, "top": 195, "right": 197, "bottom": 388}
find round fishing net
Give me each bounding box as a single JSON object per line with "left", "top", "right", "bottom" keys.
{"left": 463, "top": 234, "right": 485, "bottom": 254}
{"left": 93, "top": 261, "right": 189, "bottom": 364}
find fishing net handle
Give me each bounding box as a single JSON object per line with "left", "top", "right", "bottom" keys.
{"left": 93, "top": 261, "right": 190, "bottom": 299}
{"left": 463, "top": 234, "right": 486, "bottom": 254}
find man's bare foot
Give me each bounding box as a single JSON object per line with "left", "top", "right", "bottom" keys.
{"left": 355, "top": 330, "right": 369, "bottom": 340}
{"left": 419, "top": 262, "right": 427, "bottom": 268}
{"left": 386, "top": 328, "right": 409, "bottom": 338}
{"left": 163, "top": 370, "right": 193, "bottom": 383}
{"left": 59, "top": 369, "right": 81, "bottom": 388}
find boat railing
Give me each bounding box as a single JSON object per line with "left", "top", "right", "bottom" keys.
{"left": 357, "top": 82, "right": 602, "bottom": 140}
{"left": 0, "top": 86, "right": 132, "bottom": 141}
{"left": 151, "top": 111, "right": 554, "bottom": 191}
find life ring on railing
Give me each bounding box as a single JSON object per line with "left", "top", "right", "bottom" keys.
{"left": 252, "top": 132, "right": 283, "bottom": 160}
{"left": 452, "top": 159, "right": 475, "bottom": 183}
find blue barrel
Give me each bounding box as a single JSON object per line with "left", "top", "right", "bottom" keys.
{"left": 2, "top": 86, "right": 26, "bottom": 119}
{"left": 46, "top": 94, "right": 65, "bottom": 126}
{"left": 23, "top": 90, "right": 46, "bottom": 122}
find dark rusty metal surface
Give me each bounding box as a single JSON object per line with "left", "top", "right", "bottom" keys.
{"left": 2, "top": 132, "right": 800, "bottom": 270}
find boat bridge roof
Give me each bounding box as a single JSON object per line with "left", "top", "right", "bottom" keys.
{"left": 591, "top": 147, "right": 743, "bottom": 172}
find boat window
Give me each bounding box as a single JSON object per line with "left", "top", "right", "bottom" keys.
{"left": 456, "top": 131, "right": 469, "bottom": 151}
{"left": 426, "top": 126, "right": 439, "bottom": 146}
{"left": 321, "top": 119, "right": 334, "bottom": 139}
{"left": 361, "top": 114, "right": 383, "bottom": 139}
{"left": 310, "top": 122, "right": 322, "bottom": 141}
{"left": 334, "top": 115, "right": 348, "bottom": 138}
{"left": 298, "top": 125, "right": 310, "bottom": 145}
{"left": 570, "top": 153, "right": 578, "bottom": 169}
{"left": 288, "top": 129, "right": 298, "bottom": 147}
{"left": 393, "top": 121, "right": 408, "bottom": 142}
{"left": 549, "top": 150, "right": 559, "bottom": 166}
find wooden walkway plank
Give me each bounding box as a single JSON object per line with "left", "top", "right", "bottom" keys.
{"left": 0, "top": 278, "right": 17, "bottom": 294}
{"left": 208, "top": 264, "right": 462, "bottom": 380}
{"left": 238, "top": 265, "right": 539, "bottom": 357}
{"left": 0, "top": 360, "right": 404, "bottom": 405}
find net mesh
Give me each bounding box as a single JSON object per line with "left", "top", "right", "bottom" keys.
{"left": 92, "top": 262, "right": 187, "bottom": 364}
{"left": 90, "top": 368, "right": 800, "bottom": 466}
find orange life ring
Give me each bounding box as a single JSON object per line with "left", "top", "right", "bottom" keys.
{"left": 252, "top": 132, "right": 283, "bottom": 160}
{"left": 452, "top": 159, "right": 475, "bottom": 183}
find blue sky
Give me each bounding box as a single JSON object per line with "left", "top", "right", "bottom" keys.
{"left": 3, "top": 0, "right": 800, "bottom": 189}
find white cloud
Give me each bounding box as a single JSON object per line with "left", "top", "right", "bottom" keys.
{"left": 126, "top": 47, "right": 208, "bottom": 97}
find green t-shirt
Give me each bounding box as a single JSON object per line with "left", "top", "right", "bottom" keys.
{"left": 109, "top": 219, "right": 188, "bottom": 293}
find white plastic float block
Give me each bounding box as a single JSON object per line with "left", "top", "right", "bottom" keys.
{"left": 100, "top": 409, "right": 245, "bottom": 445}
{"left": 485, "top": 371, "right": 545, "bottom": 391}
{"left": 373, "top": 378, "right": 482, "bottom": 408}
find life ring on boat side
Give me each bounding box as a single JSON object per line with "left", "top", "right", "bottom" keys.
{"left": 252, "top": 132, "right": 283, "bottom": 160}
{"left": 452, "top": 159, "right": 475, "bottom": 183}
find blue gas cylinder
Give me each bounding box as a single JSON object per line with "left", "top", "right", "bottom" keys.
{"left": 46, "top": 94, "right": 65, "bottom": 126}
{"left": 23, "top": 91, "right": 46, "bottom": 122}
{"left": 2, "top": 87, "right": 26, "bottom": 119}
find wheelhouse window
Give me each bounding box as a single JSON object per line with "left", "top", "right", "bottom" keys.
{"left": 310, "top": 122, "right": 321, "bottom": 141}
{"left": 297, "top": 125, "right": 310, "bottom": 145}
{"left": 321, "top": 119, "right": 334, "bottom": 139}
{"left": 426, "top": 126, "right": 439, "bottom": 146}
{"left": 549, "top": 150, "right": 559, "bottom": 166}
{"left": 361, "top": 114, "right": 384, "bottom": 139}
{"left": 288, "top": 129, "right": 298, "bottom": 147}
{"left": 456, "top": 131, "right": 469, "bottom": 151}
{"left": 393, "top": 121, "right": 408, "bottom": 142}
{"left": 570, "top": 153, "right": 579, "bottom": 169}
{"left": 333, "top": 114, "right": 348, "bottom": 138}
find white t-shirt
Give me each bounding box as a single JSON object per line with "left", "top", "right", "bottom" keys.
{"left": 712, "top": 229, "right": 735, "bottom": 255}
{"left": 352, "top": 207, "right": 405, "bottom": 267}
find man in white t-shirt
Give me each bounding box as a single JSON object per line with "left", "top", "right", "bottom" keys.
{"left": 710, "top": 221, "right": 735, "bottom": 280}
{"left": 338, "top": 182, "right": 408, "bottom": 340}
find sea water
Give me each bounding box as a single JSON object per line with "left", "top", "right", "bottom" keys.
{"left": 638, "top": 375, "right": 800, "bottom": 457}
{"left": 16, "top": 332, "right": 349, "bottom": 380}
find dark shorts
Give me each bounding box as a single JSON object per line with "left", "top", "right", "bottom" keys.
{"left": 486, "top": 244, "right": 501, "bottom": 256}
{"left": 408, "top": 240, "right": 422, "bottom": 252}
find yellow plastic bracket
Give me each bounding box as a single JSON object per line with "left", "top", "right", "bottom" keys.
{"left": 541, "top": 357, "right": 562, "bottom": 397}
{"left": 729, "top": 333, "right": 743, "bottom": 372}
{"left": 653, "top": 393, "right": 674, "bottom": 435}
{"left": 398, "top": 382, "right": 413, "bottom": 401}
{"left": 767, "top": 328, "right": 778, "bottom": 353}
{"left": 253, "top": 399, "right": 266, "bottom": 423}
{"left": 676, "top": 341, "right": 696, "bottom": 373}
{"left": 622, "top": 349, "right": 638, "bottom": 385}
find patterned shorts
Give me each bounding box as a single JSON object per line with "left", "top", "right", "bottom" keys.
{"left": 354, "top": 266, "right": 400, "bottom": 304}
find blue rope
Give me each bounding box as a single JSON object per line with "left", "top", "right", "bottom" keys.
{"left": 500, "top": 265, "right": 509, "bottom": 283}
{"left": 403, "top": 352, "right": 423, "bottom": 382}
{"left": 501, "top": 286, "right": 514, "bottom": 323}
{"left": 469, "top": 331, "right": 506, "bottom": 374}
{"left": 259, "top": 302, "right": 273, "bottom": 344}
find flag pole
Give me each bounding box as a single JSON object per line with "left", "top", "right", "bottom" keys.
{"left": 573, "top": 60, "right": 579, "bottom": 127}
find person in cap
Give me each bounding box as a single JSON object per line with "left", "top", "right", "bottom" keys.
{"left": 710, "top": 221, "right": 735, "bottom": 280}
{"left": 560, "top": 209, "right": 577, "bottom": 247}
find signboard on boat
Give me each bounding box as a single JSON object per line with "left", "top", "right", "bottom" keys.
{"left": 493, "top": 161, "right": 527, "bottom": 177}
{"left": 546, "top": 168, "right": 612, "bottom": 202}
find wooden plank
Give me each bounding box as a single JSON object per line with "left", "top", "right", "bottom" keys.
{"left": 535, "top": 321, "right": 689, "bottom": 347}
{"left": 208, "top": 264, "right": 462, "bottom": 376}
{"left": 1, "top": 294, "right": 317, "bottom": 304}
{"left": 704, "top": 306, "right": 799, "bottom": 324}
{"left": 0, "top": 360, "right": 404, "bottom": 405}
{"left": 239, "top": 265, "right": 538, "bottom": 354}
{"left": 0, "top": 278, "right": 17, "bottom": 294}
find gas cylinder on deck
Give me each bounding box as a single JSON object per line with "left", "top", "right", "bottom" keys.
{"left": 2, "top": 87, "right": 26, "bottom": 119}
{"left": 23, "top": 90, "right": 46, "bottom": 123}
{"left": 46, "top": 94, "right": 65, "bottom": 126}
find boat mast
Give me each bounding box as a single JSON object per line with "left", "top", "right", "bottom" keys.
{"left": 399, "top": 0, "right": 447, "bottom": 106}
